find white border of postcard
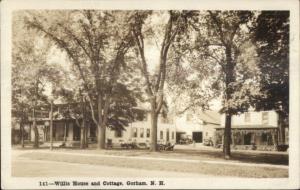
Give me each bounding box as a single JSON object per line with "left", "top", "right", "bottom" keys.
{"left": 1, "top": 0, "right": 300, "bottom": 189}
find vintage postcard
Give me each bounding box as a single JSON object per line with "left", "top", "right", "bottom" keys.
{"left": 1, "top": 0, "right": 299, "bottom": 189}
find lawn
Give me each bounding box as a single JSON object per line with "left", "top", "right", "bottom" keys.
{"left": 17, "top": 148, "right": 288, "bottom": 178}
{"left": 28, "top": 145, "right": 288, "bottom": 165}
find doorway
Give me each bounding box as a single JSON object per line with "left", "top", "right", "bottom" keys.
{"left": 192, "top": 132, "right": 203, "bottom": 143}
{"left": 244, "top": 133, "right": 252, "bottom": 145}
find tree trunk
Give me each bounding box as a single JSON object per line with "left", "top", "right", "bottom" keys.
{"left": 80, "top": 120, "right": 87, "bottom": 149}
{"left": 49, "top": 101, "right": 53, "bottom": 150}
{"left": 97, "top": 125, "right": 106, "bottom": 149}
{"left": 84, "top": 125, "right": 88, "bottom": 148}
{"left": 29, "top": 123, "right": 31, "bottom": 141}
{"left": 80, "top": 96, "right": 87, "bottom": 149}
{"left": 278, "top": 112, "right": 286, "bottom": 145}
{"left": 223, "top": 113, "right": 231, "bottom": 159}
{"left": 223, "top": 46, "right": 234, "bottom": 159}
{"left": 20, "top": 122, "right": 24, "bottom": 148}
{"left": 33, "top": 120, "right": 39, "bottom": 148}
{"left": 150, "top": 111, "right": 158, "bottom": 152}
{"left": 80, "top": 126, "right": 84, "bottom": 149}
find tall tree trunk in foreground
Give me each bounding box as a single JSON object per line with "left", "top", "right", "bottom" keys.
{"left": 80, "top": 120, "right": 87, "bottom": 149}
{"left": 29, "top": 123, "right": 31, "bottom": 141}
{"left": 20, "top": 121, "right": 25, "bottom": 148}
{"left": 223, "top": 114, "right": 232, "bottom": 159}
{"left": 223, "top": 46, "right": 235, "bottom": 159}
{"left": 80, "top": 96, "right": 87, "bottom": 149}
{"left": 132, "top": 11, "right": 183, "bottom": 151}
{"left": 49, "top": 101, "right": 53, "bottom": 150}
{"left": 150, "top": 106, "right": 159, "bottom": 151}
{"left": 33, "top": 108, "right": 39, "bottom": 148}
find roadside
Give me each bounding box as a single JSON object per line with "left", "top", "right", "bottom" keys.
{"left": 12, "top": 155, "right": 215, "bottom": 177}
{"left": 12, "top": 148, "right": 288, "bottom": 178}
{"left": 13, "top": 143, "right": 288, "bottom": 165}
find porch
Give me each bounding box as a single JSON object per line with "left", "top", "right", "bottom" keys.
{"left": 214, "top": 128, "right": 278, "bottom": 151}
{"left": 28, "top": 119, "right": 97, "bottom": 145}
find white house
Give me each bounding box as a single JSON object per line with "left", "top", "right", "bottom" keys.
{"left": 215, "top": 110, "right": 286, "bottom": 150}
{"left": 24, "top": 106, "right": 176, "bottom": 148}
{"left": 175, "top": 111, "right": 220, "bottom": 144}
{"left": 105, "top": 108, "right": 176, "bottom": 147}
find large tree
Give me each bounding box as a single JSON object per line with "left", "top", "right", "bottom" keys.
{"left": 12, "top": 13, "right": 63, "bottom": 148}
{"left": 130, "top": 11, "right": 198, "bottom": 151}
{"left": 252, "top": 11, "right": 289, "bottom": 145}
{"left": 25, "top": 10, "right": 138, "bottom": 149}
{"left": 192, "top": 11, "right": 260, "bottom": 158}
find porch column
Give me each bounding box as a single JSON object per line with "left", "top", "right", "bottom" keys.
{"left": 272, "top": 129, "right": 278, "bottom": 150}
{"left": 231, "top": 130, "right": 235, "bottom": 146}
{"left": 64, "top": 122, "right": 67, "bottom": 142}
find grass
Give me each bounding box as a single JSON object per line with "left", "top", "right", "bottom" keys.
{"left": 37, "top": 146, "right": 288, "bottom": 165}
{"left": 19, "top": 151, "right": 288, "bottom": 178}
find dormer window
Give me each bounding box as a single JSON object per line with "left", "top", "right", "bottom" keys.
{"left": 134, "top": 110, "right": 147, "bottom": 121}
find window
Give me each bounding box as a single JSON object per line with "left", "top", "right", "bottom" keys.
{"left": 244, "top": 113, "right": 251, "bottom": 122}
{"left": 262, "top": 112, "right": 269, "bottom": 125}
{"left": 132, "top": 128, "right": 137, "bottom": 138}
{"left": 115, "top": 130, "right": 123, "bottom": 138}
{"left": 171, "top": 131, "right": 175, "bottom": 140}
{"left": 140, "top": 128, "right": 144, "bottom": 138}
{"left": 160, "top": 131, "right": 163, "bottom": 140}
{"left": 166, "top": 129, "right": 170, "bottom": 141}
{"left": 146, "top": 128, "right": 150, "bottom": 138}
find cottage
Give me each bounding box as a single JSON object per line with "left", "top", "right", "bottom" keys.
{"left": 215, "top": 110, "right": 288, "bottom": 151}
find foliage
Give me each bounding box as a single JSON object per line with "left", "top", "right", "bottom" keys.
{"left": 12, "top": 13, "right": 64, "bottom": 120}
{"left": 24, "top": 10, "right": 142, "bottom": 148}
{"left": 252, "top": 11, "right": 289, "bottom": 119}
{"left": 189, "top": 11, "right": 261, "bottom": 114}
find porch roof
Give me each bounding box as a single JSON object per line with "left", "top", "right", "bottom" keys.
{"left": 215, "top": 125, "right": 277, "bottom": 130}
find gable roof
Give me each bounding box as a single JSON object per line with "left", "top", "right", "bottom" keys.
{"left": 198, "top": 111, "right": 221, "bottom": 125}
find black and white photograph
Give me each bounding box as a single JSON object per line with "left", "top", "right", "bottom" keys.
{"left": 1, "top": 0, "right": 299, "bottom": 189}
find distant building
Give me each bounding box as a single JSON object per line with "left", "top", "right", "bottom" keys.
{"left": 215, "top": 110, "right": 287, "bottom": 151}
{"left": 175, "top": 111, "right": 220, "bottom": 144}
